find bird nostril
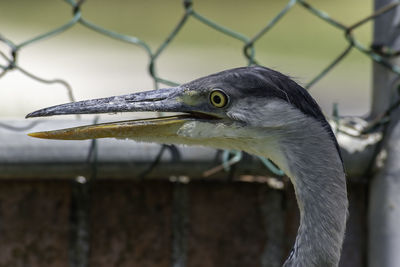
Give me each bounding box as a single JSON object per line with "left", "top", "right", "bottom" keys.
{"left": 124, "top": 96, "right": 166, "bottom": 103}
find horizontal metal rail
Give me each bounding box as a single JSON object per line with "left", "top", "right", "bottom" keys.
{"left": 0, "top": 119, "right": 376, "bottom": 180}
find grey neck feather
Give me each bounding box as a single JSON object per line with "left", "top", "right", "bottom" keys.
{"left": 280, "top": 133, "right": 348, "bottom": 267}
{"left": 270, "top": 112, "right": 347, "bottom": 267}
{"left": 226, "top": 99, "right": 348, "bottom": 267}
{"left": 177, "top": 98, "right": 348, "bottom": 266}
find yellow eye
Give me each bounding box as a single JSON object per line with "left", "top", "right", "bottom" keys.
{"left": 209, "top": 90, "right": 229, "bottom": 108}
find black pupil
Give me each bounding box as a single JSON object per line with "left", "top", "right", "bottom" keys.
{"left": 213, "top": 95, "right": 222, "bottom": 104}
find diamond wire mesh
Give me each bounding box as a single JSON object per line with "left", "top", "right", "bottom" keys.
{"left": 0, "top": 0, "right": 400, "bottom": 175}
{"left": 1, "top": 0, "right": 399, "bottom": 118}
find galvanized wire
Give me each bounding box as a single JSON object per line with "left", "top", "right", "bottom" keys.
{"left": 1, "top": 0, "right": 400, "bottom": 176}
{"left": 1, "top": 4, "right": 400, "bottom": 266}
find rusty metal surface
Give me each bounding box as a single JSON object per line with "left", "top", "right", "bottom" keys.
{"left": 89, "top": 181, "right": 172, "bottom": 267}
{"left": 0, "top": 181, "right": 70, "bottom": 267}
{"left": 0, "top": 179, "right": 366, "bottom": 267}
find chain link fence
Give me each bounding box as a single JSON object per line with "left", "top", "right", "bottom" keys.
{"left": 0, "top": 1, "right": 400, "bottom": 266}
{"left": 1, "top": 0, "right": 399, "bottom": 175}
{"left": 1, "top": 0, "right": 399, "bottom": 97}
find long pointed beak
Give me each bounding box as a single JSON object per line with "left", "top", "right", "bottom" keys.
{"left": 26, "top": 87, "right": 185, "bottom": 118}
{"left": 26, "top": 87, "right": 213, "bottom": 141}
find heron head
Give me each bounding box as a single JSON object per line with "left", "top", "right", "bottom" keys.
{"left": 26, "top": 66, "right": 332, "bottom": 159}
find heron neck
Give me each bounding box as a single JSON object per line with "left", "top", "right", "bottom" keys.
{"left": 277, "top": 131, "right": 348, "bottom": 267}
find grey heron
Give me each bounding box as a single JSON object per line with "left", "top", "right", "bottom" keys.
{"left": 26, "top": 66, "right": 348, "bottom": 267}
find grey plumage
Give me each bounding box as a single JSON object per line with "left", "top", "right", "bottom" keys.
{"left": 26, "top": 66, "right": 348, "bottom": 267}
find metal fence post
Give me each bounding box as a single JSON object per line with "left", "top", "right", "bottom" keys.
{"left": 171, "top": 180, "right": 189, "bottom": 267}
{"left": 369, "top": 1, "right": 400, "bottom": 266}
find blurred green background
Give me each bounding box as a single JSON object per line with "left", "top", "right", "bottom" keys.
{"left": 0, "top": 0, "right": 372, "bottom": 118}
